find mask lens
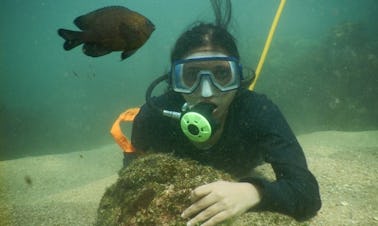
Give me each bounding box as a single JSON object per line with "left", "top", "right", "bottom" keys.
{"left": 182, "top": 65, "right": 201, "bottom": 87}
{"left": 211, "top": 63, "right": 233, "bottom": 86}
{"left": 172, "top": 57, "right": 242, "bottom": 93}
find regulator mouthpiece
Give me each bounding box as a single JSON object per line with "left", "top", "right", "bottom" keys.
{"left": 180, "top": 102, "right": 219, "bottom": 143}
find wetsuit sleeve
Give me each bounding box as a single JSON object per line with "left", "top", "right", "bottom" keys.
{"left": 131, "top": 96, "right": 177, "bottom": 153}
{"left": 131, "top": 103, "right": 156, "bottom": 152}
{"left": 240, "top": 97, "right": 321, "bottom": 221}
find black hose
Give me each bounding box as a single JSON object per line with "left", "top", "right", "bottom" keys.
{"left": 145, "top": 73, "right": 168, "bottom": 114}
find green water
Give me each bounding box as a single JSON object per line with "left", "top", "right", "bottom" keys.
{"left": 1, "top": 0, "right": 377, "bottom": 159}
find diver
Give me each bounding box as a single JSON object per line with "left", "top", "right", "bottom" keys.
{"left": 122, "top": 0, "right": 321, "bottom": 225}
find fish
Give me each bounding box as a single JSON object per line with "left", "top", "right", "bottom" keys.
{"left": 24, "top": 175, "right": 32, "bottom": 186}
{"left": 58, "top": 6, "right": 155, "bottom": 60}
{"left": 72, "top": 70, "right": 79, "bottom": 78}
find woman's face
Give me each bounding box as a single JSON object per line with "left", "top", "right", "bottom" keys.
{"left": 181, "top": 47, "right": 237, "bottom": 122}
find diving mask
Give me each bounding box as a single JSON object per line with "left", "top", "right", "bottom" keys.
{"left": 171, "top": 55, "right": 243, "bottom": 94}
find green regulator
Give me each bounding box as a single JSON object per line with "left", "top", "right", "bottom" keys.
{"left": 145, "top": 75, "right": 219, "bottom": 143}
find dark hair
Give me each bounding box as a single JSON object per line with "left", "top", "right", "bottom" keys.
{"left": 170, "top": 23, "right": 239, "bottom": 62}
{"left": 170, "top": 0, "right": 239, "bottom": 62}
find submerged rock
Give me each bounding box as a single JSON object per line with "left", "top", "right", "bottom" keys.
{"left": 95, "top": 153, "right": 233, "bottom": 225}
{"left": 95, "top": 153, "right": 300, "bottom": 225}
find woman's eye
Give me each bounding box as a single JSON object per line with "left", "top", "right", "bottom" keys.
{"left": 183, "top": 68, "right": 199, "bottom": 84}
{"left": 214, "top": 67, "right": 230, "bottom": 79}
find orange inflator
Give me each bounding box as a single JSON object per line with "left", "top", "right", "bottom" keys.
{"left": 110, "top": 107, "right": 140, "bottom": 153}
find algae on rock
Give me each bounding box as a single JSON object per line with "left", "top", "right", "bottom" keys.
{"left": 95, "top": 153, "right": 233, "bottom": 225}
{"left": 95, "top": 153, "right": 303, "bottom": 225}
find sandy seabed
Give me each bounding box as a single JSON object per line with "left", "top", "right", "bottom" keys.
{"left": 1, "top": 131, "right": 377, "bottom": 226}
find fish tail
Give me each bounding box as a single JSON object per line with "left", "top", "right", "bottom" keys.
{"left": 57, "top": 29, "right": 84, "bottom": 50}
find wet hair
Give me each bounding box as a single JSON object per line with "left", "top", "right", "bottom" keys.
{"left": 170, "top": 23, "right": 239, "bottom": 61}
{"left": 170, "top": 0, "right": 239, "bottom": 62}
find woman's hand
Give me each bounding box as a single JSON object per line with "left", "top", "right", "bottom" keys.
{"left": 181, "top": 181, "right": 261, "bottom": 226}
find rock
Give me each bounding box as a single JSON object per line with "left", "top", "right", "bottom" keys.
{"left": 95, "top": 153, "right": 233, "bottom": 225}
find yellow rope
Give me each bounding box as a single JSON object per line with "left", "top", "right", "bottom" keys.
{"left": 248, "top": 0, "right": 286, "bottom": 90}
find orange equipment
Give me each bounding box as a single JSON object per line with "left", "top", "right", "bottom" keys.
{"left": 110, "top": 107, "right": 140, "bottom": 153}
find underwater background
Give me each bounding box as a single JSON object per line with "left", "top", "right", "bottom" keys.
{"left": 1, "top": 0, "right": 377, "bottom": 160}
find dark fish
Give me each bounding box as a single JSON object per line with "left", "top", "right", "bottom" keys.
{"left": 24, "top": 175, "right": 32, "bottom": 186}
{"left": 72, "top": 70, "right": 79, "bottom": 78}
{"left": 58, "top": 6, "right": 155, "bottom": 60}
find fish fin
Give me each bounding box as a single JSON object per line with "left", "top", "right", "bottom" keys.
{"left": 74, "top": 6, "right": 125, "bottom": 30}
{"left": 74, "top": 15, "right": 92, "bottom": 30}
{"left": 57, "top": 29, "right": 84, "bottom": 50}
{"left": 83, "top": 43, "right": 112, "bottom": 57}
{"left": 121, "top": 49, "right": 137, "bottom": 60}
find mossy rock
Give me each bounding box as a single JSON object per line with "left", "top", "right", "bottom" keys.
{"left": 95, "top": 153, "right": 233, "bottom": 226}
{"left": 95, "top": 153, "right": 303, "bottom": 225}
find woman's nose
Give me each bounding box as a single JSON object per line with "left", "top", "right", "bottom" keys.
{"left": 199, "top": 78, "right": 215, "bottom": 98}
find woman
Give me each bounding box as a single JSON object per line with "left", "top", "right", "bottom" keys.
{"left": 129, "top": 2, "right": 321, "bottom": 225}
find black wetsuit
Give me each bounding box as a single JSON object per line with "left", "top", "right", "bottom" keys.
{"left": 130, "top": 88, "right": 321, "bottom": 221}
